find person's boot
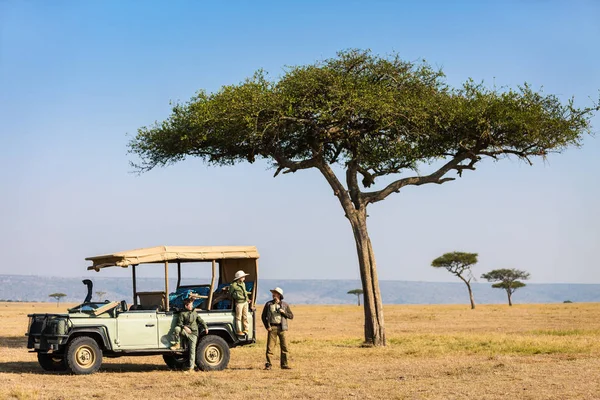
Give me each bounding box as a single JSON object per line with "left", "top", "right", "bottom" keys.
{"left": 170, "top": 342, "right": 181, "bottom": 350}
{"left": 264, "top": 363, "right": 272, "bottom": 370}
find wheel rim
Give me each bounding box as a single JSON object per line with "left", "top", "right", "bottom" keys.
{"left": 74, "top": 345, "right": 96, "bottom": 369}
{"left": 204, "top": 344, "right": 223, "bottom": 366}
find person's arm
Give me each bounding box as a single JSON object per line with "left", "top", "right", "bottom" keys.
{"left": 280, "top": 302, "right": 293, "bottom": 320}
{"left": 261, "top": 302, "right": 270, "bottom": 330}
{"left": 176, "top": 311, "right": 184, "bottom": 327}
{"left": 197, "top": 315, "right": 208, "bottom": 334}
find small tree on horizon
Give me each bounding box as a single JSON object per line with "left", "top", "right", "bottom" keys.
{"left": 481, "top": 268, "right": 530, "bottom": 306}
{"left": 348, "top": 289, "right": 364, "bottom": 306}
{"left": 431, "top": 252, "right": 478, "bottom": 309}
{"left": 95, "top": 291, "right": 107, "bottom": 301}
{"left": 49, "top": 293, "right": 67, "bottom": 308}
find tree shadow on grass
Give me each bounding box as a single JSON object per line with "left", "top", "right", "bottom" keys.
{"left": 0, "top": 336, "right": 27, "bottom": 349}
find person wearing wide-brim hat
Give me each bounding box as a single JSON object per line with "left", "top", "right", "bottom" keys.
{"left": 230, "top": 270, "right": 252, "bottom": 335}
{"left": 261, "top": 287, "right": 294, "bottom": 370}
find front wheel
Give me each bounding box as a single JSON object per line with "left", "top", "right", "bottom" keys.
{"left": 65, "top": 336, "right": 102, "bottom": 375}
{"left": 37, "top": 353, "right": 67, "bottom": 372}
{"left": 196, "top": 335, "right": 230, "bottom": 371}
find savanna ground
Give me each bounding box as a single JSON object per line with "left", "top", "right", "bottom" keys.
{"left": 1, "top": 302, "right": 600, "bottom": 399}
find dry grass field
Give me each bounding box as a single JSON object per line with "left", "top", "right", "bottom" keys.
{"left": 1, "top": 302, "right": 600, "bottom": 399}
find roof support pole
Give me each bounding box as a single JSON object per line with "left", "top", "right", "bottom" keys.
{"left": 132, "top": 265, "right": 138, "bottom": 306}
{"left": 207, "top": 260, "right": 216, "bottom": 311}
{"left": 252, "top": 259, "right": 258, "bottom": 308}
{"left": 164, "top": 261, "right": 169, "bottom": 311}
{"left": 177, "top": 262, "right": 181, "bottom": 289}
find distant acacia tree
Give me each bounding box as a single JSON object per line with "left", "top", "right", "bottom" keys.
{"left": 481, "top": 269, "right": 530, "bottom": 306}
{"left": 128, "top": 49, "right": 598, "bottom": 346}
{"left": 95, "top": 291, "right": 107, "bottom": 301}
{"left": 347, "top": 289, "right": 364, "bottom": 306}
{"left": 49, "top": 293, "right": 67, "bottom": 308}
{"left": 431, "top": 252, "right": 478, "bottom": 309}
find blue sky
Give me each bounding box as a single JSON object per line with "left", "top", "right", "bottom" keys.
{"left": 0, "top": 0, "right": 598, "bottom": 283}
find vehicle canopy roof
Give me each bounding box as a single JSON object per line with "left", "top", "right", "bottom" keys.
{"left": 86, "top": 245, "right": 260, "bottom": 271}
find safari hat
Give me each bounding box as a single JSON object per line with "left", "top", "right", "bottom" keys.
{"left": 270, "top": 287, "right": 284, "bottom": 299}
{"left": 234, "top": 270, "right": 250, "bottom": 281}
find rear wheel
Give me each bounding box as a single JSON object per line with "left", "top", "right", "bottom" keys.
{"left": 37, "top": 353, "right": 66, "bottom": 372}
{"left": 65, "top": 337, "right": 102, "bottom": 375}
{"left": 162, "top": 353, "right": 189, "bottom": 370}
{"left": 196, "top": 335, "right": 230, "bottom": 371}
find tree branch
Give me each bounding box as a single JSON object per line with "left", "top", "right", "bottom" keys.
{"left": 363, "top": 153, "right": 472, "bottom": 204}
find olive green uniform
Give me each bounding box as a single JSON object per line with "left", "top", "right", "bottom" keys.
{"left": 171, "top": 309, "right": 208, "bottom": 370}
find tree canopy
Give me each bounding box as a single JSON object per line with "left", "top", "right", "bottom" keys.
{"left": 481, "top": 268, "right": 530, "bottom": 306}
{"left": 129, "top": 49, "right": 597, "bottom": 346}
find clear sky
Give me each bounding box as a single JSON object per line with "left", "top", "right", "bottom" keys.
{"left": 1, "top": 0, "right": 598, "bottom": 283}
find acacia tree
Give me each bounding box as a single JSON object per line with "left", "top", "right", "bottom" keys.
{"left": 49, "top": 293, "right": 67, "bottom": 308}
{"left": 348, "top": 289, "right": 364, "bottom": 306}
{"left": 95, "top": 291, "right": 107, "bottom": 301}
{"left": 482, "top": 268, "right": 530, "bottom": 306}
{"left": 128, "top": 49, "right": 597, "bottom": 346}
{"left": 431, "top": 252, "right": 478, "bottom": 309}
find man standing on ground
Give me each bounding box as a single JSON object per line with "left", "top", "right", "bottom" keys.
{"left": 261, "top": 287, "right": 294, "bottom": 370}
{"left": 170, "top": 297, "right": 208, "bottom": 372}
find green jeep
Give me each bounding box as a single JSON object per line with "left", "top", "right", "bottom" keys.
{"left": 26, "top": 246, "right": 259, "bottom": 374}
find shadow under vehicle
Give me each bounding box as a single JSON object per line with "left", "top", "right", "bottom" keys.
{"left": 26, "top": 246, "right": 259, "bottom": 374}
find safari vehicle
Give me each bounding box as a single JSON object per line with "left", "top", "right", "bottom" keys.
{"left": 26, "top": 246, "right": 259, "bottom": 374}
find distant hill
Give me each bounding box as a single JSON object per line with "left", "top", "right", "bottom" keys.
{"left": 1, "top": 274, "right": 599, "bottom": 305}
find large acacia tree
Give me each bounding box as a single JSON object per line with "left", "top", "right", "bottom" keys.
{"left": 129, "top": 49, "right": 597, "bottom": 346}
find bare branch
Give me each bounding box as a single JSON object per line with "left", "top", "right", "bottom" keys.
{"left": 364, "top": 154, "right": 470, "bottom": 204}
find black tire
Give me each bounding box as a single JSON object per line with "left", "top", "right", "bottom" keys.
{"left": 196, "top": 335, "right": 230, "bottom": 371}
{"left": 37, "top": 353, "right": 67, "bottom": 372}
{"left": 65, "top": 336, "right": 102, "bottom": 375}
{"left": 162, "top": 353, "right": 189, "bottom": 370}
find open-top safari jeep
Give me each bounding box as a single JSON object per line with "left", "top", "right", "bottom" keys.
{"left": 26, "top": 246, "right": 259, "bottom": 374}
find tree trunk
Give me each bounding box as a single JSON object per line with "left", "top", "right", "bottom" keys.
{"left": 507, "top": 290, "right": 513, "bottom": 306}
{"left": 348, "top": 210, "right": 386, "bottom": 346}
{"left": 466, "top": 283, "right": 475, "bottom": 310}
{"left": 458, "top": 276, "right": 476, "bottom": 310}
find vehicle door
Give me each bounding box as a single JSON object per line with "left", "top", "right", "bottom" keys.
{"left": 116, "top": 311, "right": 159, "bottom": 349}
{"left": 156, "top": 311, "right": 177, "bottom": 348}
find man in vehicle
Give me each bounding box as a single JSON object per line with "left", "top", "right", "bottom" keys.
{"left": 170, "top": 297, "right": 209, "bottom": 371}
{"left": 261, "top": 287, "right": 294, "bottom": 370}
{"left": 230, "top": 270, "right": 251, "bottom": 335}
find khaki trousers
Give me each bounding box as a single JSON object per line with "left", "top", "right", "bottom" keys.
{"left": 235, "top": 301, "right": 249, "bottom": 333}
{"left": 266, "top": 325, "right": 289, "bottom": 367}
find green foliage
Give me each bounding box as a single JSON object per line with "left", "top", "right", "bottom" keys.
{"left": 129, "top": 49, "right": 597, "bottom": 194}
{"left": 481, "top": 268, "right": 530, "bottom": 294}
{"left": 347, "top": 289, "right": 364, "bottom": 295}
{"left": 431, "top": 252, "right": 478, "bottom": 277}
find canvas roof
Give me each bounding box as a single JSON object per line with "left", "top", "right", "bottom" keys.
{"left": 86, "top": 246, "right": 259, "bottom": 271}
